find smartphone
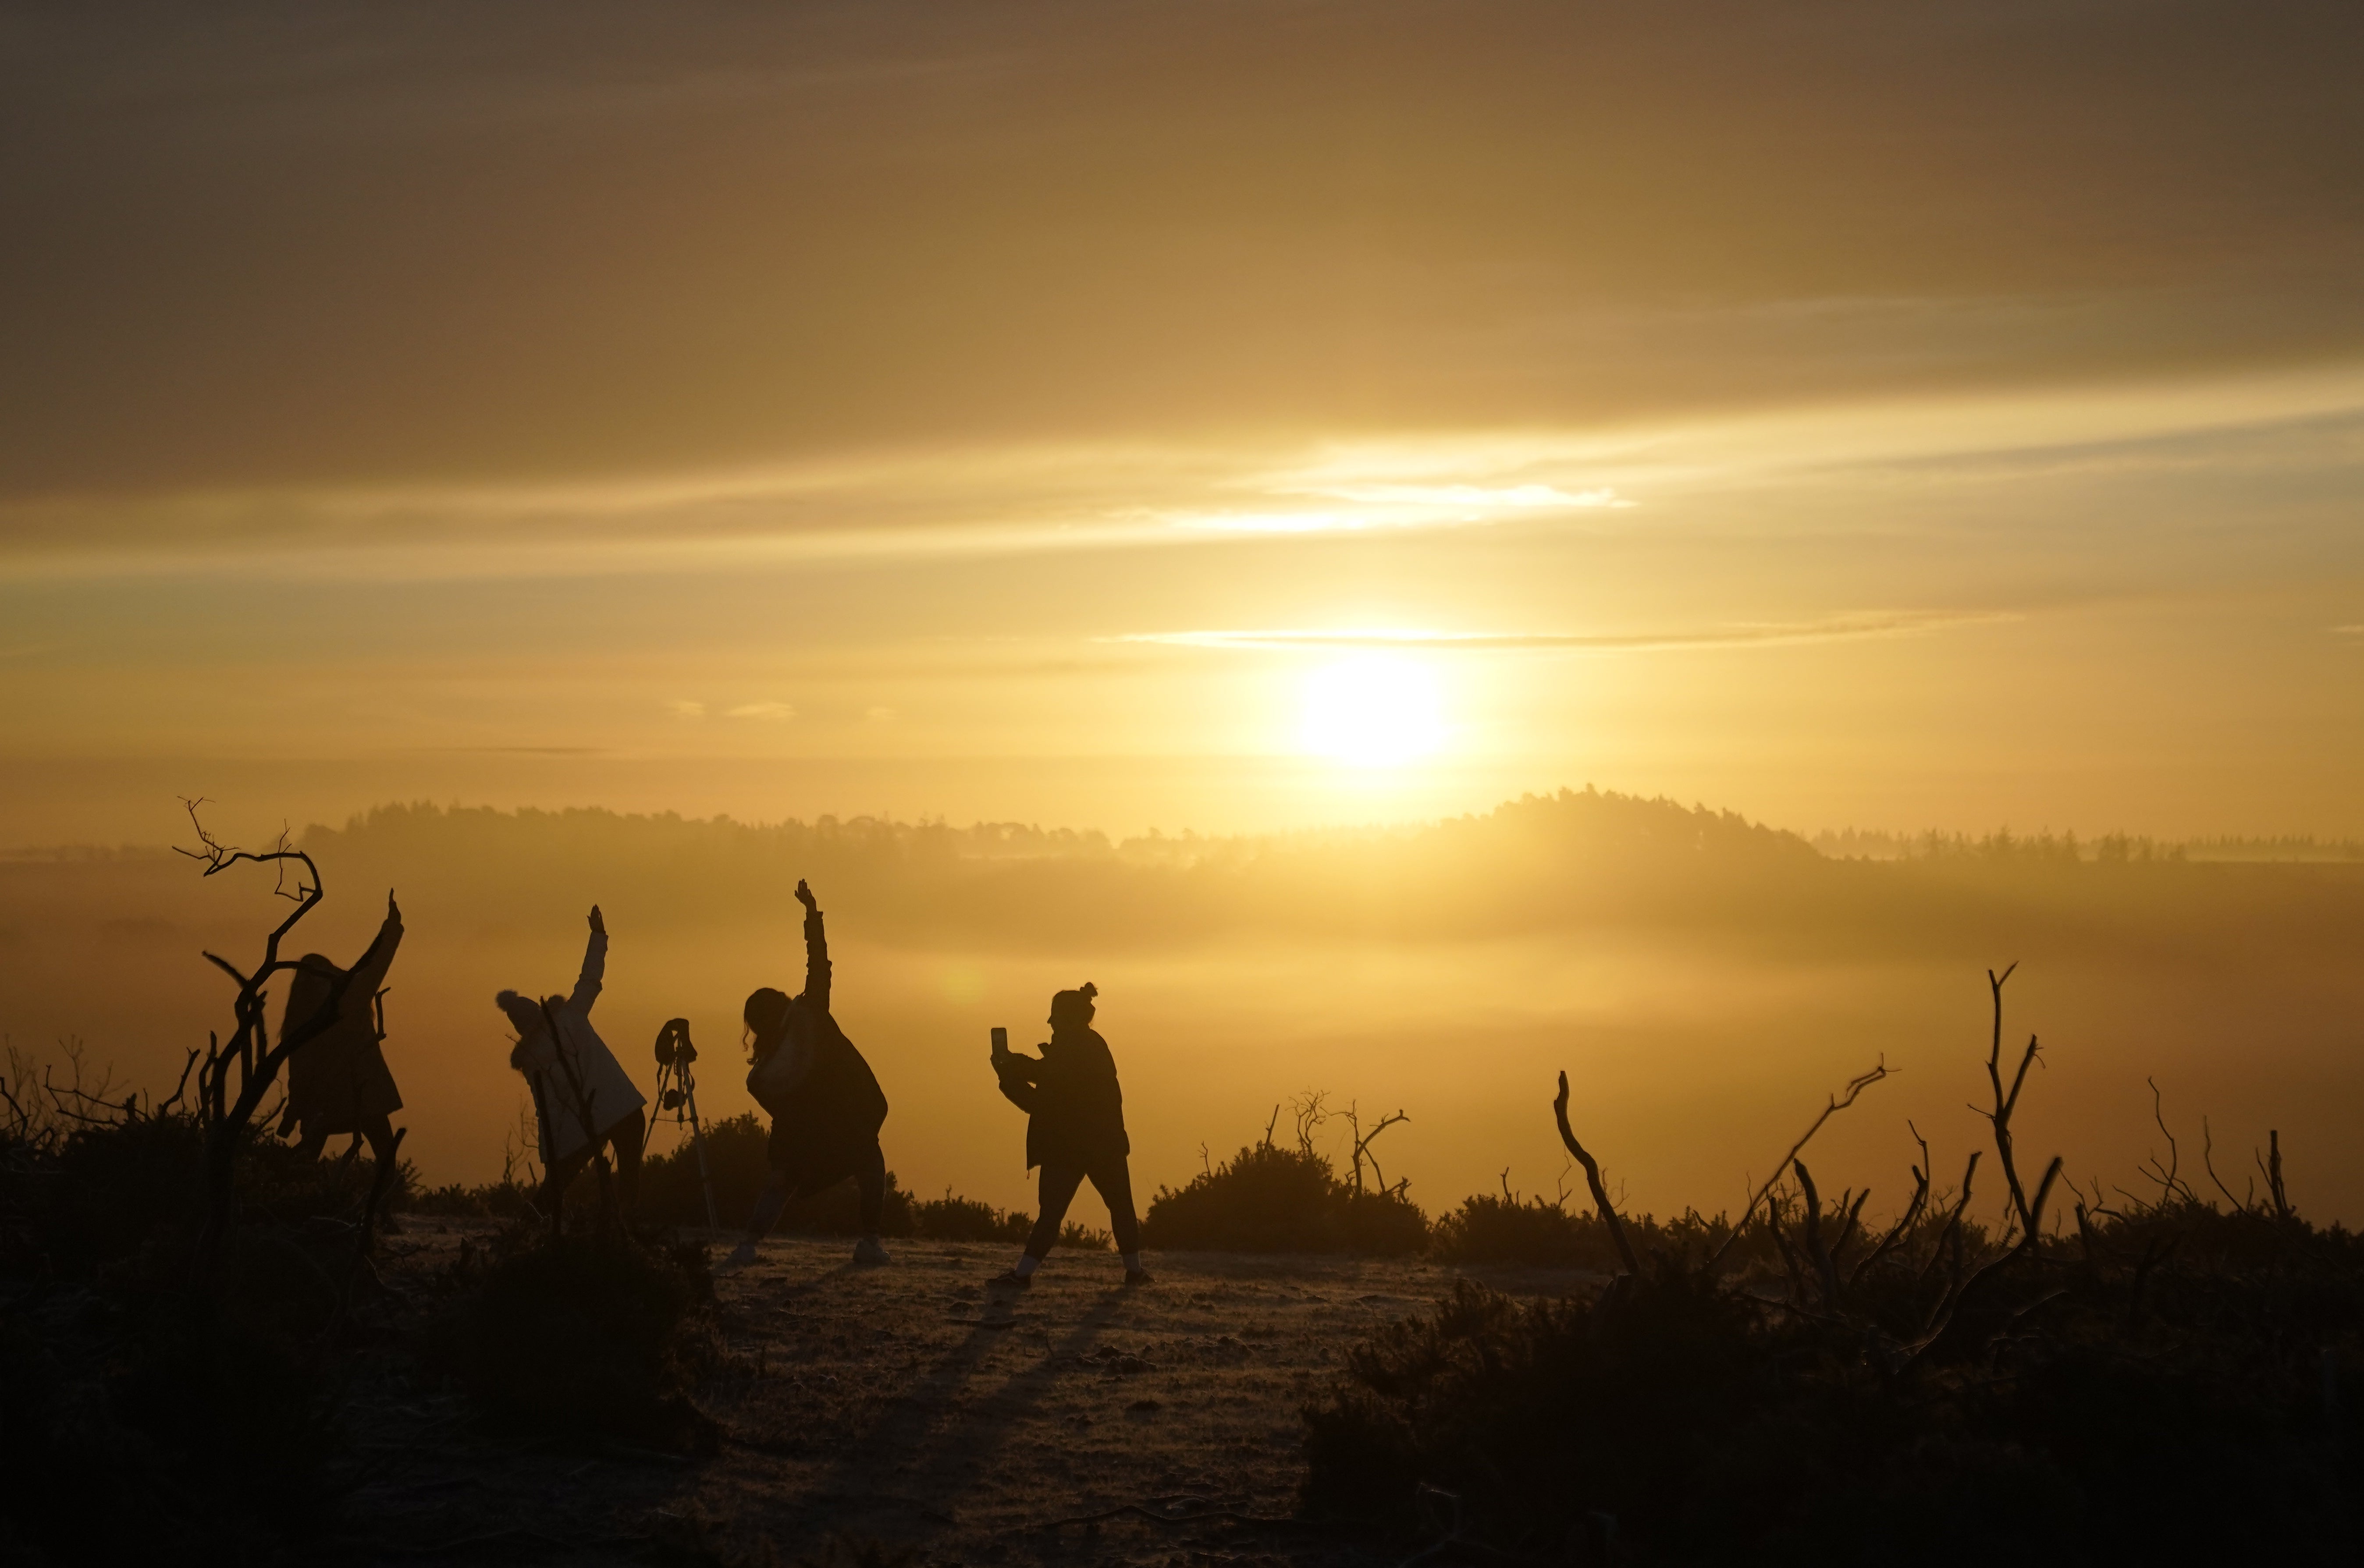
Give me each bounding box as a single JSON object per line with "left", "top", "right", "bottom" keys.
{"left": 990, "top": 1026, "right": 1008, "bottom": 1054}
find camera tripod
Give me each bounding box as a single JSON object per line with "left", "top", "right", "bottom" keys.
{"left": 645, "top": 1017, "right": 719, "bottom": 1229}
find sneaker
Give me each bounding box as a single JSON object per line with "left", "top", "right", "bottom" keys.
{"left": 720, "top": 1241, "right": 757, "bottom": 1271}
{"left": 1122, "top": 1267, "right": 1153, "bottom": 1288}
{"left": 988, "top": 1268, "right": 1034, "bottom": 1289}
{"left": 853, "top": 1236, "right": 892, "bottom": 1267}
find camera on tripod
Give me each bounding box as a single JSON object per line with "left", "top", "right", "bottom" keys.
{"left": 644, "top": 1018, "right": 718, "bottom": 1227}
{"left": 652, "top": 1017, "right": 697, "bottom": 1111}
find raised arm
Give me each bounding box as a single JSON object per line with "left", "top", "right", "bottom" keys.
{"left": 795, "top": 879, "right": 831, "bottom": 1013}
{"left": 571, "top": 905, "right": 608, "bottom": 1012}
{"left": 343, "top": 892, "right": 405, "bottom": 1019}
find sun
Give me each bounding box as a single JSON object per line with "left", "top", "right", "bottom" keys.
{"left": 1301, "top": 655, "right": 1446, "bottom": 766}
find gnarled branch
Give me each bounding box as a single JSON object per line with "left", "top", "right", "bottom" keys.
{"left": 1553, "top": 1070, "right": 1640, "bottom": 1275}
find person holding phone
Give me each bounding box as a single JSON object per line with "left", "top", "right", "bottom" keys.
{"left": 989, "top": 982, "right": 1147, "bottom": 1288}
{"left": 725, "top": 879, "right": 892, "bottom": 1269}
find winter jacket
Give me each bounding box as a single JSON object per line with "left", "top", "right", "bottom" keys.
{"left": 995, "top": 1025, "right": 1128, "bottom": 1171}
{"left": 512, "top": 931, "right": 646, "bottom": 1164}
{"left": 279, "top": 908, "right": 404, "bottom": 1139}
{"left": 754, "top": 907, "right": 888, "bottom": 1179}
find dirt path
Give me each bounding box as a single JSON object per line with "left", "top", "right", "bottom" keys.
{"left": 348, "top": 1220, "right": 1602, "bottom": 1564}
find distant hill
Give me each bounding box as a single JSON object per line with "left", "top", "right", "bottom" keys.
{"left": 288, "top": 789, "right": 2364, "bottom": 965}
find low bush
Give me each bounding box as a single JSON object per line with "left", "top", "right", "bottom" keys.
{"left": 1143, "top": 1140, "right": 1428, "bottom": 1255}
{"left": 909, "top": 1190, "right": 1033, "bottom": 1244}
{"left": 7, "top": 1102, "right": 408, "bottom": 1277}
{"left": 435, "top": 1223, "right": 721, "bottom": 1454}
{"left": 409, "top": 1175, "right": 540, "bottom": 1219}
{"left": 1308, "top": 973, "right": 2364, "bottom": 1565}
{"left": 0, "top": 1099, "right": 375, "bottom": 1563}
{"left": 1306, "top": 1213, "right": 2364, "bottom": 1564}
{"left": 641, "top": 1113, "right": 1054, "bottom": 1242}
{"left": 1430, "top": 1190, "right": 1745, "bottom": 1271}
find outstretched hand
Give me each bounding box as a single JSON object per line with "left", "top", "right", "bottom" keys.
{"left": 387, "top": 890, "right": 402, "bottom": 924}
{"left": 588, "top": 904, "right": 606, "bottom": 937}
{"left": 794, "top": 878, "right": 817, "bottom": 912}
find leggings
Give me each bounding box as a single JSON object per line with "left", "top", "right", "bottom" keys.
{"left": 743, "top": 1137, "right": 886, "bottom": 1238}
{"left": 1026, "top": 1156, "right": 1141, "bottom": 1258}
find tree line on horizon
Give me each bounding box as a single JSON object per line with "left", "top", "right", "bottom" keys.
{"left": 259, "top": 787, "right": 2364, "bottom": 965}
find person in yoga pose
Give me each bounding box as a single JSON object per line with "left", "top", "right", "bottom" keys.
{"left": 501, "top": 905, "right": 646, "bottom": 1221}
{"left": 725, "top": 879, "right": 892, "bottom": 1269}
{"left": 989, "top": 982, "right": 1148, "bottom": 1287}
{"left": 279, "top": 890, "right": 406, "bottom": 1172}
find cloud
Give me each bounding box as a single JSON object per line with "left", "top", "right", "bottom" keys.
{"left": 1294, "top": 483, "right": 1628, "bottom": 510}
{"left": 7, "top": 0, "right": 2364, "bottom": 504}
{"left": 1118, "top": 611, "right": 2017, "bottom": 654}
{"left": 1161, "top": 484, "right": 1628, "bottom": 535}
{"left": 667, "top": 699, "right": 706, "bottom": 719}
{"left": 2, "top": 361, "right": 2360, "bottom": 583}
{"left": 726, "top": 701, "right": 796, "bottom": 720}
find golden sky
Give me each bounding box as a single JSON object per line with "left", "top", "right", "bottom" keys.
{"left": 6, "top": 0, "right": 2364, "bottom": 844}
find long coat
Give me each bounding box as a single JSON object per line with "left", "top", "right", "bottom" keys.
{"left": 994, "top": 1025, "right": 1129, "bottom": 1171}
{"left": 757, "top": 907, "right": 888, "bottom": 1181}
{"left": 279, "top": 908, "right": 404, "bottom": 1139}
{"left": 513, "top": 931, "right": 647, "bottom": 1164}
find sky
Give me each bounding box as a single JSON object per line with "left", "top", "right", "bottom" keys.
{"left": 6, "top": 0, "right": 2364, "bottom": 848}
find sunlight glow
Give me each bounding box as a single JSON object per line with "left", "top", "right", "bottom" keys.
{"left": 1300, "top": 656, "right": 1447, "bottom": 767}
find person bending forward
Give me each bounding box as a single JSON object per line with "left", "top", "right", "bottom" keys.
{"left": 990, "top": 982, "right": 1148, "bottom": 1288}
{"left": 501, "top": 905, "right": 647, "bottom": 1223}
{"left": 727, "top": 879, "right": 892, "bottom": 1269}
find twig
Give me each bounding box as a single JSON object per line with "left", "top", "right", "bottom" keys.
{"left": 1969, "top": 964, "right": 2056, "bottom": 1236}
{"left": 2137, "top": 1078, "right": 2196, "bottom": 1207}
{"left": 1831, "top": 1186, "right": 1870, "bottom": 1267}
{"left": 2266, "top": 1130, "right": 2292, "bottom": 1220}
{"left": 1793, "top": 1160, "right": 1839, "bottom": 1305}
{"left": 2200, "top": 1116, "right": 2244, "bottom": 1210}
{"left": 1915, "top": 1151, "right": 1980, "bottom": 1284}
{"left": 1552, "top": 1071, "right": 1639, "bottom": 1275}
{"left": 1348, "top": 1105, "right": 1410, "bottom": 1197}
{"left": 1849, "top": 1128, "right": 1930, "bottom": 1289}
{"left": 1707, "top": 1057, "right": 1891, "bottom": 1271}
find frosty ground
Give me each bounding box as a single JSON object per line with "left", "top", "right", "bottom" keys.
{"left": 350, "top": 1220, "right": 1602, "bottom": 1565}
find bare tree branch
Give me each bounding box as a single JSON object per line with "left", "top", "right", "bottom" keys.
{"left": 1345, "top": 1104, "right": 1410, "bottom": 1197}
{"left": 1706, "top": 1057, "right": 1891, "bottom": 1272}
{"left": 1849, "top": 1124, "right": 1932, "bottom": 1289}
{"left": 1553, "top": 1070, "right": 1640, "bottom": 1275}
{"left": 1793, "top": 1160, "right": 1841, "bottom": 1304}
{"left": 2200, "top": 1115, "right": 2245, "bottom": 1211}
{"left": 2138, "top": 1078, "right": 2197, "bottom": 1208}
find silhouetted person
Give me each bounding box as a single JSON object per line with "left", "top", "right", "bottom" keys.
{"left": 725, "top": 879, "right": 892, "bottom": 1269}
{"left": 990, "top": 982, "right": 1148, "bottom": 1287}
{"left": 278, "top": 890, "right": 405, "bottom": 1172}
{"left": 502, "top": 905, "right": 646, "bottom": 1219}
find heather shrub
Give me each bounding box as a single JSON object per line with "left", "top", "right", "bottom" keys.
{"left": 436, "top": 1223, "right": 721, "bottom": 1454}
{"left": 1144, "top": 1140, "right": 1428, "bottom": 1255}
